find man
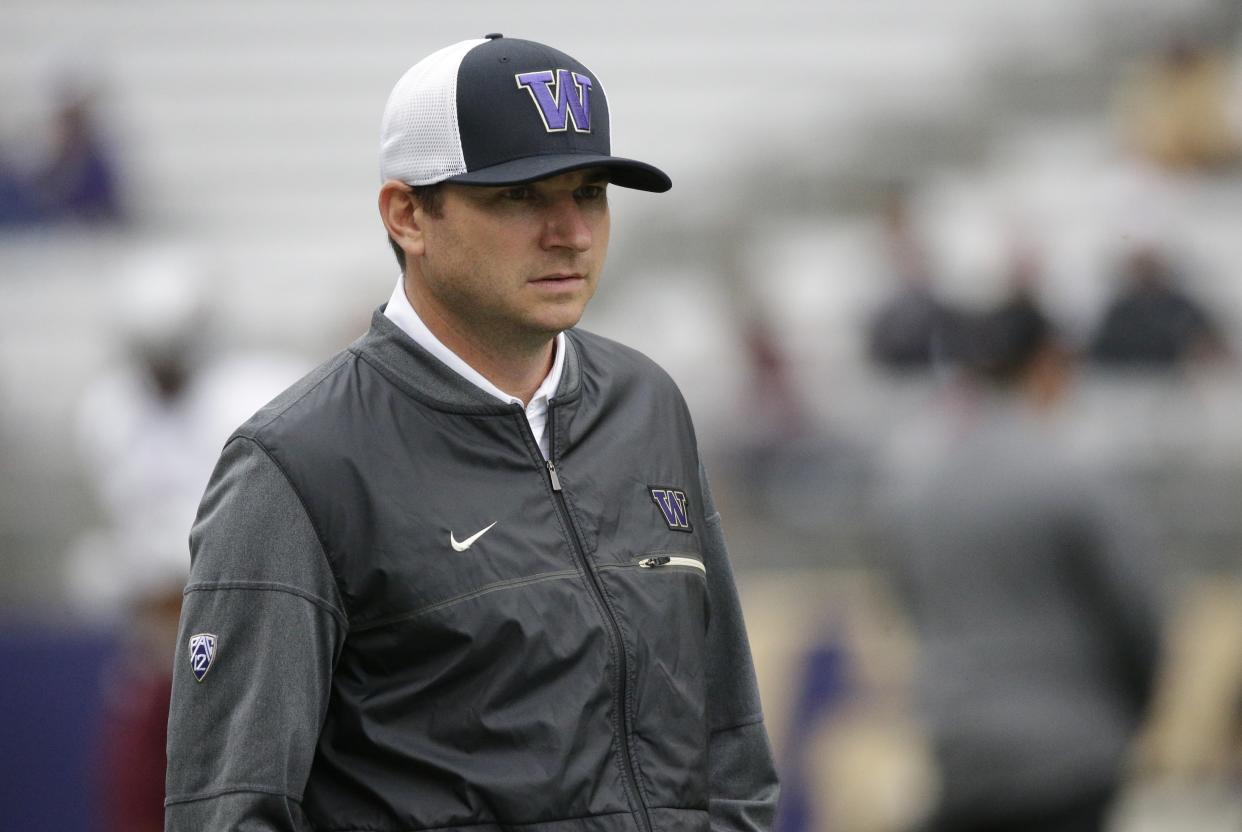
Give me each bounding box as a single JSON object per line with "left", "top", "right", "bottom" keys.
{"left": 1089, "top": 243, "right": 1226, "bottom": 368}
{"left": 890, "top": 295, "right": 1164, "bottom": 832}
{"left": 165, "top": 35, "right": 780, "bottom": 832}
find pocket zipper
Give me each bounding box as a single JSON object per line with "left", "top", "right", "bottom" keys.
{"left": 637, "top": 555, "right": 706, "bottom": 575}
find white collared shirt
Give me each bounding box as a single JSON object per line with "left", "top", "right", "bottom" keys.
{"left": 383, "top": 278, "right": 565, "bottom": 459}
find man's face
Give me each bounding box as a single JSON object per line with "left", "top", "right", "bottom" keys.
{"left": 412, "top": 168, "right": 610, "bottom": 348}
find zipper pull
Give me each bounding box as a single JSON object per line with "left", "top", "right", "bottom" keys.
{"left": 638, "top": 556, "right": 671, "bottom": 568}
{"left": 546, "top": 460, "right": 562, "bottom": 491}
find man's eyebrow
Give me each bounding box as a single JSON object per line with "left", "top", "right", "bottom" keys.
{"left": 583, "top": 171, "right": 610, "bottom": 184}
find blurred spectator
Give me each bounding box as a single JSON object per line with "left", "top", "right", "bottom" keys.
{"left": 1116, "top": 38, "right": 1241, "bottom": 173}
{"left": 65, "top": 249, "right": 306, "bottom": 831}
{"left": 0, "top": 74, "right": 124, "bottom": 227}
{"left": 1089, "top": 244, "right": 1228, "bottom": 368}
{"left": 95, "top": 595, "right": 180, "bottom": 832}
{"left": 68, "top": 254, "right": 214, "bottom": 619}
{"left": 744, "top": 312, "right": 809, "bottom": 442}
{"left": 732, "top": 311, "right": 857, "bottom": 531}
{"left": 867, "top": 186, "right": 963, "bottom": 372}
{"left": 889, "top": 295, "right": 1165, "bottom": 832}
{"left": 40, "top": 82, "right": 125, "bottom": 222}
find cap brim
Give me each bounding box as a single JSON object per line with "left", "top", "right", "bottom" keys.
{"left": 446, "top": 154, "right": 671, "bottom": 192}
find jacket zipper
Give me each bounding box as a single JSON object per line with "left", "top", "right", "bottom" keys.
{"left": 536, "top": 404, "right": 654, "bottom": 832}
{"left": 637, "top": 555, "right": 706, "bottom": 575}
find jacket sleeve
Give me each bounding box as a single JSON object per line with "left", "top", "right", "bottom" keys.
{"left": 165, "top": 436, "right": 347, "bottom": 831}
{"left": 1075, "top": 477, "right": 1166, "bottom": 712}
{"left": 699, "top": 462, "right": 781, "bottom": 832}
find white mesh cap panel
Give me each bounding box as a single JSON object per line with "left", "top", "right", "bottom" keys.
{"left": 379, "top": 38, "right": 487, "bottom": 185}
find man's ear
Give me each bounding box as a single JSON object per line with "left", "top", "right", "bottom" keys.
{"left": 379, "top": 180, "right": 426, "bottom": 259}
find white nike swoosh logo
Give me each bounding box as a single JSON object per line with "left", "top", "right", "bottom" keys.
{"left": 450, "top": 522, "right": 498, "bottom": 552}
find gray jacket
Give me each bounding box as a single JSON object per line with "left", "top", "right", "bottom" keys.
{"left": 890, "top": 402, "right": 1162, "bottom": 821}
{"left": 165, "top": 310, "right": 779, "bottom": 832}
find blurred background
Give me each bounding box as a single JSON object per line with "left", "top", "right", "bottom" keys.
{"left": 3, "top": 1, "right": 1242, "bottom": 830}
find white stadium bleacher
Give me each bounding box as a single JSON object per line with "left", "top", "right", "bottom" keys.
{"left": 1, "top": 0, "right": 1238, "bottom": 591}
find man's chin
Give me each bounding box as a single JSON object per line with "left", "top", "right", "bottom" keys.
{"left": 535, "top": 314, "right": 584, "bottom": 337}
{"left": 526, "top": 297, "right": 590, "bottom": 333}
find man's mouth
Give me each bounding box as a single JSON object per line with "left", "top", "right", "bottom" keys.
{"left": 531, "top": 273, "right": 585, "bottom": 284}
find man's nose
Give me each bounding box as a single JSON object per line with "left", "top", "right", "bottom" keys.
{"left": 540, "top": 195, "right": 593, "bottom": 252}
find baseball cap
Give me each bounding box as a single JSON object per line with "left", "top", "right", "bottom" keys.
{"left": 379, "top": 34, "right": 671, "bottom": 192}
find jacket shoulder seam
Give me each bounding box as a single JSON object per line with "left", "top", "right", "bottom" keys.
{"left": 184, "top": 580, "right": 348, "bottom": 629}
{"left": 164, "top": 783, "right": 303, "bottom": 806}
{"left": 224, "top": 435, "right": 350, "bottom": 627}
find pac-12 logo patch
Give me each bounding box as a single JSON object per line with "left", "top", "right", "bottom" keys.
{"left": 188, "top": 633, "right": 217, "bottom": 682}
{"left": 649, "top": 486, "right": 693, "bottom": 532}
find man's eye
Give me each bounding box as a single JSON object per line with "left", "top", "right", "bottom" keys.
{"left": 576, "top": 185, "right": 606, "bottom": 200}
{"left": 501, "top": 187, "right": 533, "bottom": 201}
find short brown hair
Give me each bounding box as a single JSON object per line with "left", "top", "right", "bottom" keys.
{"left": 388, "top": 184, "right": 444, "bottom": 271}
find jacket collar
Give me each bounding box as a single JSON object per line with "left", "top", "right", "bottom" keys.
{"left": 351, "top": 307, "right": 583, "bottom": 413}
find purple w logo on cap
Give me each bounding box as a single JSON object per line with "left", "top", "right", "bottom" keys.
{"left": 515, "top": 69, "right": 593, "bottom": 133}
